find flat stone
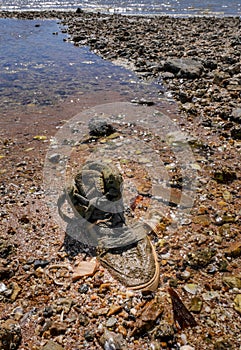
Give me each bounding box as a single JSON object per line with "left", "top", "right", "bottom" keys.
{"left": 234, "top": 294, "right": 241, "bottom": 314}
{"left": 222, "top": 275, "right": 241, "bottom": 289}
{"left": 72, "top": 259, "right": 98, "bottom": 282}
{"left": 164, "top": 58, "right": 203, "bottom": 78}
{"left": 225, "top": 241, "right": 241, "bottom": 258}
{"left": 42, "top": 340, "right": 64, "bottom": 350}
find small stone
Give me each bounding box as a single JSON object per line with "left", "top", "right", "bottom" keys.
{"left": 42, "top": 340, "right": 64, "bottom": 350}
{"left": 222, "top": 275, "right": 241, "bottom": 289}
{"left": 234, "top": 294, "right": 241, "bottom": 314}
{"left": 0, "top": 282, "right": 7, "bottom": 293}
{"left": 33, "top": 260, "right": 49, "bottom": 269}
{"left": 192, "top": 215, "right": 211, "bottom": 226}
{"left": 213, "top": 167, "right": 237, "bottom": 184}
{"left": 131, "top": 295, "right": 164, "bottom": 336}
{"left": 107, "top": 305, "right": 122, "bottom": 316}
{"left": 225, "top": 241, "right": 241, "bottom": 258}
{"left": 99, "top": 329, "right": 126, "bottom": 350}
{"left": 183, "top": 284, "right": 198, "bottom": 295}
{"left": 33, "top": 135, "right": 47, "bottom": 141}
{"left": 72, "top": 259, "right": 98, "bottom": 281}
{"left": 78, "top": 314, "right": 89, "bottom": 326}
{"left": 84, "top": 330, "right": 95, "bottom": 341}
{"left": 0, "top": 319, "right": 22, "bottom": 350}
{"left": 231, "top": 126, "right": 241, "bottom": 140}
{"left": 88, "top": 117, "right": 116, "bottom": 137}
{"left": 43, "top": 306, "right": 53, "bottom": 318}
{"left": 48, "top": 153, "right": 61, "bottom": 163}
{"left": 189, "top": 296, "right": 203, "bottom": 313}
{"left": 180, "top": 346, "right": 195, "bottom": 350}
{"left": 152, "top": 321, "right": 175, "bottom": 340}
{"left": 214, "top": 338, "right": 232, "bottom": 350}
{"left": 202, "top": 291, "right": 219, "bottom": 301}
{"left": 9, "top": 282, "right": 21, "bottom": 302}
{"left": 11, "top": 307, "right": 24, "bottom": 321}
{"left": 106, "top": 317, "right": 117, "bottom": 328}
{"left": 186, "top": 248, "right": 216, "bottom": 269}
{"left": 78, "top": 284, "right": 89, "bottom": 294}
{"left": 49, "top": 322, "right": 67, "bottom": 336}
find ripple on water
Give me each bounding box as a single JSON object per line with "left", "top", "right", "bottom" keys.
{"left": 0, "top": 18, "right": 163, "bottom": 112}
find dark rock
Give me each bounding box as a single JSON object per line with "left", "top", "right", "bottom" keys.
{"left": 33, "top": 260, "right": 50, "bottom": 270}
{"left": 84, "top": 330, "right": 95, "bottom": 341}
{"left": 164, "top": 58, "right": 203, "bottom": 79}
{"left": 78, "top": 283, "right": 89, "bottom": 294}
{"left": 0, "top": 239, "right": 15, "bottom": 259}
{"left": 186, "top": 248, "right": 216, "bottom": 269}
{"left": 48, "top": 153, "right": 61, "bottom": 163}
{"left": 213, "top": 167, "right": 237, "bottom": 184}
{"left": 76, "top": 7, "right": 83, "bottom": 14}
{"left": 0, "top": 319, "right": 22, "bottom": 350}
{"left": 203, "top": 59, "right": 217, "bottom": 70}
{"left": 49, "top": 322, "right": 67, "bottom": 336}
{"left": 43, "top": 306, "right": 54, "bottom": 318}
{"left": 231, "top": 126, "right": 241, "bottom": 140}
{"left": 88, "top": 117, "right": 116, "bottom": 137}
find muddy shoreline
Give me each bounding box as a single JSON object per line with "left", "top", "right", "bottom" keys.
{"left": 0, "top": 10, "right": 241, "bottom": 350}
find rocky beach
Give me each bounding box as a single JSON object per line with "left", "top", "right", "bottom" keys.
{"left": 0, "top": 10, "right": 241, "bottom": 350}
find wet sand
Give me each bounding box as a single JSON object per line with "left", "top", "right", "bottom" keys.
{"left": 0, "top": 10, "right": 241, "bottom": 350}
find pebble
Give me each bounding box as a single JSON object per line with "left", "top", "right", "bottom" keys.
{"left": 42, "top": 340, "right": 64, "bottom": 350}
{"left": 106, "top": 317, "right": 117, "bottom": 328}
{"left": 234, "top": 294, "right": 241, "bottom": 314}
{"left": 183, "top": 283, "right": 199, "bottom": 295}
{"left": 78, "top": 283, "right": 89, "bottom": 294}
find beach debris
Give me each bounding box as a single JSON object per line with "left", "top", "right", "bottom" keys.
{"left": 33, "top": 135, "right": 47, "bottom": 141}
{"left": 131, "top": 294, "right": 164, "bottom": 337}
{"left": 168, "top": 287, "right": 197, "bottom": 330}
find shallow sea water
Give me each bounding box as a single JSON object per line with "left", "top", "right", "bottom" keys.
{"left": 0, "top": 18, "right": 163, "bottom": 112}
{"left": 1, "top": 0, "right": 240, "bottom": 16}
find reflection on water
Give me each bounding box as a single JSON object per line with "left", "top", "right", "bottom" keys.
{"left": 0, "top": 18, "right": 163, "bottom": 111}
{"left": 0, "top": 0, "right": 240, "bottom": 16}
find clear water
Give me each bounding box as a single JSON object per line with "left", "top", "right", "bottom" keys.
{"left": 0, "top": 0, "right": 240, "bottom": 16}
{"left": 0, "top": 18, "right": 162, "bottom": 111}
